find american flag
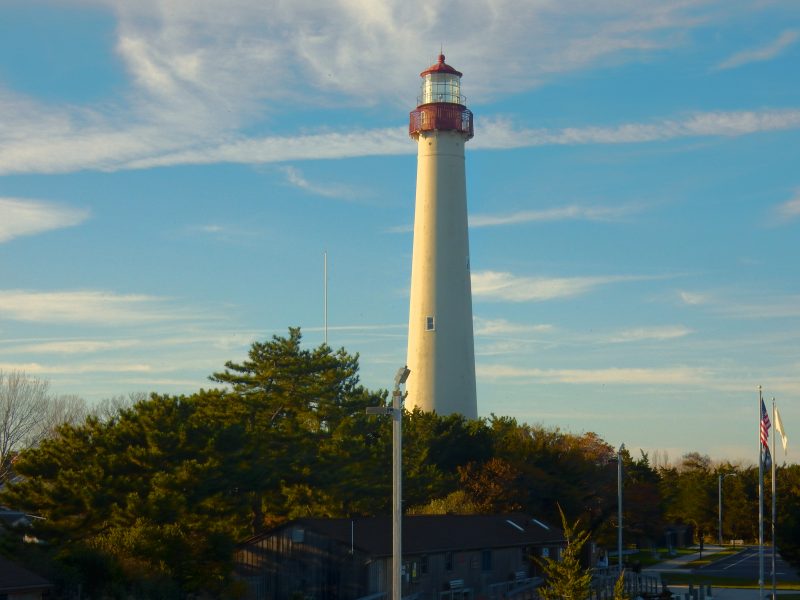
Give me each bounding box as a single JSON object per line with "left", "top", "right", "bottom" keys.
{"left": 760, "top": 398, "right": 771, "bottom": 449}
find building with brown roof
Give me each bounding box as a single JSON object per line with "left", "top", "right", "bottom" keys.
{"left": 235, "top": 513, "right": 564, "bottom": 599}
{"left": 0, "top": 556, "right": 53, "bottom": 600}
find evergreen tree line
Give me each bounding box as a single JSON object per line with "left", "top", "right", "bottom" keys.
{"left": 1, "top": 329, "right": 798, "bottom": 597}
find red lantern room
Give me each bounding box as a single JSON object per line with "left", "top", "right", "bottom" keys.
{"left": 409, "top": 54, "right": 474, "bottom": 140}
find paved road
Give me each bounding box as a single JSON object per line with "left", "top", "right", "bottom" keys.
{"left": 696, "top": 546, "right": 800, "bottom": 583}
{"left": 642, "top": 545, "right": 800, "bottom": 599}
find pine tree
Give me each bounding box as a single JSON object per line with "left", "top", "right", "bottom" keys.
{"left": 614, "top": 569, "right": 630, "bottom": 600}
{"left": 537, "top": 505, "right": 593, "bottom": 600}
{"left": 1, "top": 330, "right": 384, "bottom": 596}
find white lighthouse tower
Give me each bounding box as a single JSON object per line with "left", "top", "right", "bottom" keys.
{"left": 406, "top": 54, "right": 477, "bottom": 419}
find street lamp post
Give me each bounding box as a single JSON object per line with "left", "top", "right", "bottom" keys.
{"left": 617, "top": 443, "right": 625, "bottom": 575}
{"left": 366, "top": 366, "right": 410, "bottom": 600}
{"left": 718, "top": 473, "right": 737, "bottom": 546}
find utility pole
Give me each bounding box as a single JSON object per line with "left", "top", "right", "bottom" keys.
{"left": 366, "top": 366, "right": 410, "bottom": 600}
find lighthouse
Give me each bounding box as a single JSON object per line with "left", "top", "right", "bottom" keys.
{"left": 406, "top": 54, "right": 477, "bottom": 419}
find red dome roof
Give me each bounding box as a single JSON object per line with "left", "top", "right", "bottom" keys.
{"left": 420, "top": 54, "right": 462, "bottom": 78}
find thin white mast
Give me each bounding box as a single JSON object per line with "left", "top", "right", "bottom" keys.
{"left": 759, "top": 385, "right": 764, "bottom": 597}
{"left": 772, "top": 397, "right": 777, "bottom": 600}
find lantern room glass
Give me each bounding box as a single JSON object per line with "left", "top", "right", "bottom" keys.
{"left": 420, "top": 72, "right": 462, "bottom": 105}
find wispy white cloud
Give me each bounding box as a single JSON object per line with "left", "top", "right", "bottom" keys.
{"left": 9, "top": 340, "right": 140, "bottom": 354}
{"left": 16, "top": 107, "right": 798, "bottom": 176}
{"left": 0, "top": 290, "right": 191, "bottom": 325}
{"left": 279, "top": 165, "right": 362, "bottom": 200}
{"left": 307, "top": 323, "right": 407, "bottom": 333}
{"left": 0, "top": 1, "right": 796, "bottom": 175}
{"left": 678, "top": 288, "right": 800, "bottom": 319}
{"left": 0, "top": 361, "right": 158, "bottom": 375}
{"left": 473, "top": 319, "right": 556, "bottom": 357}
{"left": 388, "top": 199, "right": 661, "bottom": 235}
{"left": 471, "top": 271, "right": 657, "bottom": 302}
{"left": 470, "top": 204, "right": 638, "bottom": 228}
{"left": 475, "top": 341, "right": 532, "bottom": 357}
{"left": 775, "top": 189, "right": 800, "bottom": 221}
{"left": 477, "top": 364, "right": 710, "bottom": 385}
{"left": 474, "top": 110, "right": 800, "bottom": 150}
{"left": 473, "top": 317, "right": 555, "bottom": 336}
{"left": 182, "top": 223, "right": 263, "bottom": 242}
{"left": 120, "top": 128, "right": 411, "bottom": 171}
{"left": 100, "top": 0, "right": 715, "bottom": 111}
{"left": 3, "top": 61, "right": 800, "bottom": 176}
{"left": 475, "top": 319, "right": 697, "bottom": 352}
{"left": 191, "top": 224, "right": 225, "bottom": 234}
{"left": 716, "top": 29, "right": 799, "bottom": 70}
{"left": 115, "top": 377, "right": 206, "bottom": 389}
{"left": 719, "top": 297, "right": 800, "bottom": 320}
{"left": 608, "top": 325, "right": 692, "bottom": 343}
{"left": 679, "top": 290, "right": 710, "bottom": 306}
{"left": 105, "top": 109, "right": 800, "bottom": 173}
{"left": 0, "top": 198, "right": 89, "bottom": 242}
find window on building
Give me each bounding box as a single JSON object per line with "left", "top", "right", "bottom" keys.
{"left": 404, "top": 560, "right": 418, "bottom": 582}
{"left": 426, "top": 316, "right": 435, "bottom": 331}
{"left": 481, "top": 550, "right": 492, "bottom": 571}
{"left": 421, "top": 555, "right": 429, "bottom": 575}
{"left": 445, "top": 552, "right": 453, "bottom": 571}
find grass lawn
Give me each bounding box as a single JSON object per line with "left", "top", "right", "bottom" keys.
{"left": 661, "top": 573, "right": 800, "bottom": 591}
{"left": 626, "top": 547, "right": 695, "bottom": 568}
{"left": 683, "top": 548, "right": 740, "bottom": 568}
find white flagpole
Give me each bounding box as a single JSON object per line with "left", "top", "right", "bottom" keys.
{"left": 759, "top": 386, "right": 764, "bottom": 597}
{"left": 772, "top": 397, "right": 777, "bottom": 600}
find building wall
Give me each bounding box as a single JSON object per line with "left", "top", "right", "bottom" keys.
{"left": 236, "top": 526, "right": 368, "bottom": 600}
{"left": 376, "top": 546, "right": 546, "bottom": 599}
{"left": 7, "top": 592, "right": 49, "bottom": 600}
{"left": 236, "top": 526, "right": 561, "bottom": 599}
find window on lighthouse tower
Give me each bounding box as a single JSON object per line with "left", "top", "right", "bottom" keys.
{"left": 420, "top": 72, "right": 461, "bottom": 105}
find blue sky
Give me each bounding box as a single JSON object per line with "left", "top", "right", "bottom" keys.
{"left": 1, "top": 0, "right": 798, "bottom": 464}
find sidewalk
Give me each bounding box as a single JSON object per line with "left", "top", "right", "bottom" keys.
{"left": 665, "top": 586, "right": 790, "bottom": 599}
{"left": 642, "top": 545, "right": 725, "bottom": 575}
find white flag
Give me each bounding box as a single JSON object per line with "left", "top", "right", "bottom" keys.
{"left": 775, "top": 405, "right": 788, "bottom": 454}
